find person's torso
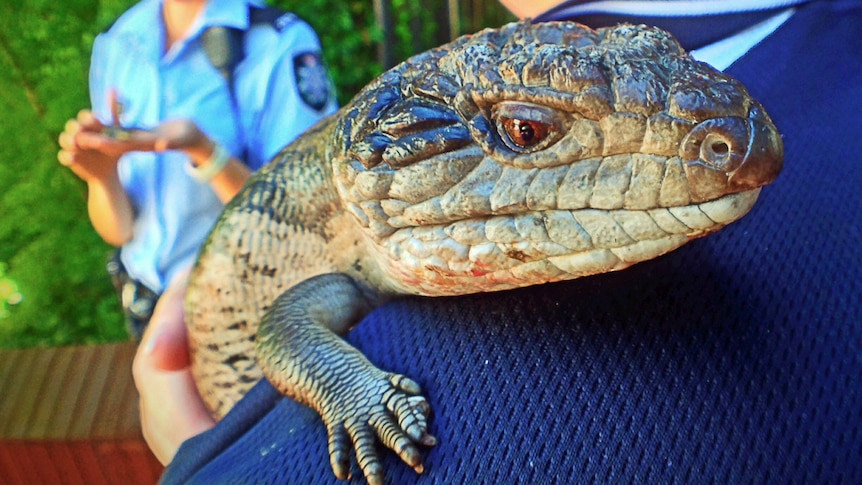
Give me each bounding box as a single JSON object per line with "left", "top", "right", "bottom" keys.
{"left": 89, "top": 0, "right": 337, "bottom": 291}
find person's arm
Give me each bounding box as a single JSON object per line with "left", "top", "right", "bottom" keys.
{"left": 150, "top": 121, "right": 251, "bottom": 203}
{"left": 132, "top": 268, "right": 216, "bottom": 465}
{"left": 85, "top": 171, "right": 134, "bottom": 246}
{"left": 58, "top": 109, "right": 134, "bottom": 246}
{"left": 66, "top": 113, "right": 252, "bottom": 206}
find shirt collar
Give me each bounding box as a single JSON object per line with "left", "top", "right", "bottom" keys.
{"left": 194, "top": 0, "right": 253, "bottom": 32}
{"left": 534, "top": 0, "right": 811, "bottom": 50}
{"left": 107, "top": 0, "right": 254, "bottom": 35}
{"left": 690, "top": 8, "right": 794, "bottom": 70}
{"left": 162, "top": 0, "right": 255, "bottom": 63}
{"left": 535, "top": 0, "right": 812, "bottom": 20}
{"left": 105, "top": 0, "right": 257, "bottom": 61}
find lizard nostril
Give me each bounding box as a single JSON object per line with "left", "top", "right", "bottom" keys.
{"left": 709, "top": 141, "right": 729, "bottom": 156}
{"left": 680, "top": 118, "right": 748, "bottom": 175}
{"left": 700, "top": 133, "right": 736, "bottom": 172}
{"left": 701, "top": 135, "right": 730, "bottom": 166}
{"left": 701, "top": 134, "right": 733, "bottom": 169}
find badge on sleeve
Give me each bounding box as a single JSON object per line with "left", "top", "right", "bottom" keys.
{"left": 293, "top": 52, "right": 331, "bottom": 111}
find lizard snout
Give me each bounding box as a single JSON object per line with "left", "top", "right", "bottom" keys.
{"left": 731, "top": 104, "right": 784, "bottom": 190}
{"left": 679, "top": 104, "right": 784, "bottom": 202}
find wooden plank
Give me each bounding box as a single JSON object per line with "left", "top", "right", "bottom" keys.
{"left": 23, "top": 344, "right": 75, "bottom": 439}
{"left": 0, "top": 343, "right": 163, "bottom": 483}
{"left": 98, "top": 439, "right": 163, "bottom": 484}
{"left": 68, "top": 344, "right": 117, "bottom": 440}
{"left": 0, "top": 348, "right": 22, "bottom": 405}
{"left": 19, "top": 442, "right": 64, "bottom": 484}
{"left": 46, "top": 441, "right": 87, "bottom": 485}
{"left": 1, "top": 343, "right": 142, "bottom": 441}
{"left": 0, "top": 348, "right": 39, "bottom": 437}
{"left": 52, "top": 345, "right": 96, "bottom": 439}
{"left": 116, "top": 348, "right": 143, "bottom": 440}
{"left": 91, "top": 344, "right": 135, "bottom": 440}
{"left": 5, "top": 347, "right": 58, "bottom": 439}
{"left": 70, "top": 441, "right": 110, "bottom": 485}
{"left": 0, "top": 442, "right": 28, "bottom": 485}
{"left": 0, "top": 440, "right": 162, "bottom": 484}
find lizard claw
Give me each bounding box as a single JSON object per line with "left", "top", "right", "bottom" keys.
{"left": 385, "top": 376, "right": 436, "bottom": 444}
{"left": 323, "top": 372, "right": 435, "bottom": 484}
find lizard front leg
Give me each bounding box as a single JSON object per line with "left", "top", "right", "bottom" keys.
{"left": 255, "top": 273, "right": 437, "bottom": 484}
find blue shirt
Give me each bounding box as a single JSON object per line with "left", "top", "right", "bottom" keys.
{"left": 89, "top": 0, "right": 337, "bottom": 292}
{"left": 162, "top": 1, "right": 862, "bottom": 483}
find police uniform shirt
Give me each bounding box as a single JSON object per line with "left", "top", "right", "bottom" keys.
{"left": 89, "top": 0, "right": 337, "bottom": 293}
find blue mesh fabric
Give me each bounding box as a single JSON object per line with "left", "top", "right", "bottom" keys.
{"left": 162, "top": 2, "right": 862, "bottom": 483}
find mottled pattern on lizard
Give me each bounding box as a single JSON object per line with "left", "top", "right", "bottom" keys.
{"left": 186, "top": 21, "right": 782, "bottom": 485}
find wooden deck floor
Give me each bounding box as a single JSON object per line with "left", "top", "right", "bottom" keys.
{"left": 0, "top": 342, "right": 164, "bottom": 484}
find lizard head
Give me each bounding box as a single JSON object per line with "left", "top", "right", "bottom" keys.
{"left": 334, "top": 21, "right": 783, "bottom": 296}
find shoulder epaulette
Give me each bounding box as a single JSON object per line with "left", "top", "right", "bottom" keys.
{"left": 249, "top": 6, "right": 296, "bottom": 32}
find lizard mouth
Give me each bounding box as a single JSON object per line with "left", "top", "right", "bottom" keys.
{"left": 376, "top": 189, "right": 760, "bottom": 295}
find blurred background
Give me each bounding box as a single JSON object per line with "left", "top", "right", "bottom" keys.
{"left": 0, "top": 0, "right": 513, "bottom": 349}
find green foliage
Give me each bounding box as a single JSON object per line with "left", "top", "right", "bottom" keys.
{"left": 0, "top": 263, "right": 23, "bottom": 319}
{"left": 277, "top": 0, "right": 513, "bottom": 103}
{"left": 0, "top": 0, "right": 511, "bottom": 349}
{"left": 0, "top": 1, "right": 133, "bottom": 348}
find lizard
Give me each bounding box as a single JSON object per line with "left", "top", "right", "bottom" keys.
{"left": 185, "top": 20, "right": 783, "bottom": 485}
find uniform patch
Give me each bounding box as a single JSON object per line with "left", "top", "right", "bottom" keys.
{"left": 293, "top": 52, "right": 331, "bottom": 111}
{"left": 273, "top": 13, "right": 297, "bottom": 32}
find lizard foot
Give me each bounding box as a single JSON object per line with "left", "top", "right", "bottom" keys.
{"left": 324, "top": 373, "right": 437, "bottom": 485}
{"left": 254, "top": 274, "right": 436, "bottom": 483}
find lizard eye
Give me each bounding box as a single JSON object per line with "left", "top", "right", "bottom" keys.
{"left": 492, "top": 102, "right": 562, "bottom": 153}
{"left": 500, "top": 118, "right": 550, "bottom": 148}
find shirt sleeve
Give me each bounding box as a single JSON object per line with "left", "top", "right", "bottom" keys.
{"left": 88, "top": 31, "right": 134, "bottom": 189}
{"left": 251, "top": 19, "right": 338, "bottom": 168}
{"left": 88, "top": 33, "right": 111, "bottom": 125}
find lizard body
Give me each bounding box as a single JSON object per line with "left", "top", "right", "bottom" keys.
{"left": 186, "top": 21, "right": 782, "bottom": 484}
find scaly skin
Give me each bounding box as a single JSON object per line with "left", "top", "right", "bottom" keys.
{"left": 186, "top": 21, "right": 783, "bottom": 484}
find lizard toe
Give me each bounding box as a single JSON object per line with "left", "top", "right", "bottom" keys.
{"left": 327, "top": 422, "right": 352, "bottom": 480}
{"left": 389, "top": 373, "right": 422, "bottom": 395}
{"left": 371, "top": 413, "right": 425, "bottom": 472}
{"left": 347, "top": 417, "right": 386, "bottom": 485}
{"left": 408, "top": 395, "right": 432, "bottom": 416}
{"left": 385, "top": 389, "right": 434, "bottom": 443}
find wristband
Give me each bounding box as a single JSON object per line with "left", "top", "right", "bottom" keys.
{"left": 186, "top": 143, "right": 230, "bottom": 182}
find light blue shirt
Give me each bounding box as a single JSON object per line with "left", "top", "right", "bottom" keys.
{"left": 89, "top": 0, "right": 337, "bottom": 292}
{"left": 691, "top": 8, "right": 796, "bottom": 70}
{"left": 539, "top": 0, "right": 806, "bottom": 70}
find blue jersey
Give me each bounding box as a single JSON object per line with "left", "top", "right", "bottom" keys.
{"left": 162, "top": 1, "right": 862, "bottom": 483}
{"left": 89, "top": 0, "right": 337, "bottom": 292}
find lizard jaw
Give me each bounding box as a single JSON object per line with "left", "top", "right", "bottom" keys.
{"left": 378, "top": 189, "right": 761, "bottom": 297}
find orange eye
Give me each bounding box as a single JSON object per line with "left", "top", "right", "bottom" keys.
{"left": 501, "top": 118, "right": 551, "bottom": 148}
{"left": 492, "top": 102, "right": 563, "bottom": 153}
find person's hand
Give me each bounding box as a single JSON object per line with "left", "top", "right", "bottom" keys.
{"left": 58, "top": 88, "right": 212, "bottom": 176}
{"left": 142, "top": 119, "right": 222, "bottom": 168}
{"left": 57, "top": 109, "right": 125, "bottom": 182}
{"left": 61, "top": 116, "right": 204, "bottom": 159}
{"left": 132, "top": 269, "right": 216, "bottom": 465}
